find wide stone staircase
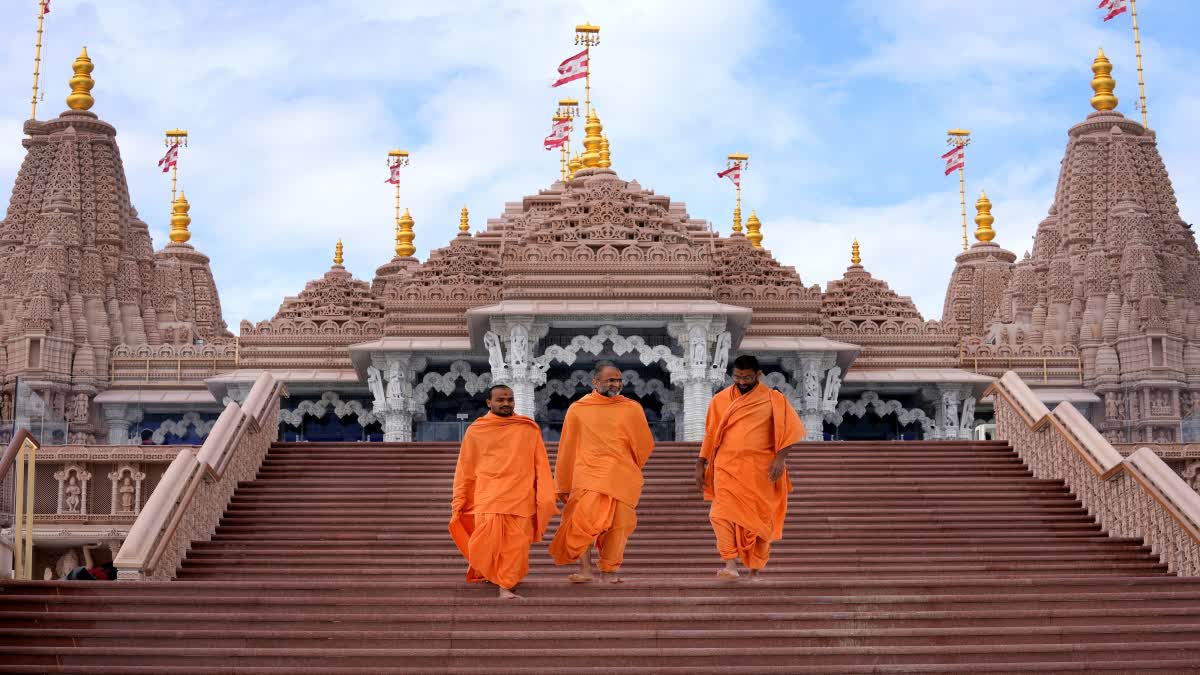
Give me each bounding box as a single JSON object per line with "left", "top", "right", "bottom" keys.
{"left": 3, "top": 439, "right": 1200, "bottom": 672}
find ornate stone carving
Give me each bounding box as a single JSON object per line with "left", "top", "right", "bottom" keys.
{"left": 53, "top": 463, "right": 92, "bottom": 515}
{"left": 826, "top": 391, "right": 935, "bottom": 438}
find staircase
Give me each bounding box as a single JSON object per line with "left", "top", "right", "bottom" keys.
{"left": 3, "top": 440, "right": 1200, "bottom": 672}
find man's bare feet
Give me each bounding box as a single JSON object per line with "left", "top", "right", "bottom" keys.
{"left": 601, "top": 571, "right": 624, "bottom": 584}
{"left": 747, "top": 569, "right": 762, "bottom": 581}
{"left": 569, "top": 549, "right": 595, "bottom": 583}
{"left": 498, "top": 587, "right": 522, "bottom": 599}
{"left": 717, "top": 559, "right": 740, "bottom": 580}
{"left": 567, "top": 572, "right": 594, "bottom": 583}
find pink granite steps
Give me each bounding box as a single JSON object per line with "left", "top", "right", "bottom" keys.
{"left": 2, "top": 439, "right": 1198, "bottom": 671}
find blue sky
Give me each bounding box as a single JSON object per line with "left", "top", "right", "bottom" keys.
{"left": 1, "top": 1, "right": 1197, "bottom": 326}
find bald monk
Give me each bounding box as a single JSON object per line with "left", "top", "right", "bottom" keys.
{"left": 549, "top": 361, "right": 655, "bottom": 584}
{"left": 450, "top": 385, "right": 557, "bottom": 599}
{"left": 695, "top": 354, "right": 804, "bottom": 580}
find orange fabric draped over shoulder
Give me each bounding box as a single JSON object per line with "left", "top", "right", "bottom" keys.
{"left": 700, "top": 384, "right": 803, "bottom": 542}
{"left": 554, "top": 392, "right": 655, "bottom": 507}
{"left": 449, "top": 412, "right": 557, "bottom": 585}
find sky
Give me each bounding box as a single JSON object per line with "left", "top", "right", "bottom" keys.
{"left": 0, "top": 0, "right": 1197, "bottom": 327}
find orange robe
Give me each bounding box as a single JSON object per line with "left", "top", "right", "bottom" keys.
{"left": 700, "top": 383, "right": 804, "bottom": 569}
{"left": 449, "top": 412, "right": 556, "bottom": 589}
{"left": 549, "top": 392, "right": 655, "bottom": 572}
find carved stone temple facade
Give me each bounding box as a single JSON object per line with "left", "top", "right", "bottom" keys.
{"left": 3, "top": 48, "right": 1200, "bottom": 563}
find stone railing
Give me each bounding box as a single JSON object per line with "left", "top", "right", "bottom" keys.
{"left": 988, "top": 371, "right": 1200, "bottom": 576}
{"left": 113, "top": 373, "right": 283, "bottom": 580}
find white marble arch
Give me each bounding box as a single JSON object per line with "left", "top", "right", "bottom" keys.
{"left": 532, "top": 325, "right": 685, "bottom": 378}
{"left": 280, "top": 391, "right": 379, "bottom": 428}
{"left": 411, "top": 360, "right": 493, "bottom": 421}
{"left": 149, "top": 412, "right": 217, "bottom": 444}
{"left": 825, "top": 390, "right": 935, "bottom": 438}
{"left": 536, "top": 369, "right": 674, "bottom": 419}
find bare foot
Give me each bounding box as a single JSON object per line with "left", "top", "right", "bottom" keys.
{"left": 601, "top": 571, "right": 624, "bottom": 584}
{"left": 498, "top": 587, "right": 522, "bottom": 599}
{"left": 747, "top": 569, "right": 762, "bottom": 582}
{"left": 716, "top": 568, "right": 740, "bottom": 580}
{"left": 567, "top": 572, "right": 594, "bottom": 583}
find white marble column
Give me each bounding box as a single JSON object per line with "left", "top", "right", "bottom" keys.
{"left": 486, "top": 320, "right": 548, "bottom": 420}
{"left": 668, "top": 319, "right": 729, "bottom": 441}
{"left": 102, "top": 404, "right": 142, "bottom": 445}
{"left": 368, "top": 354, "right": 427, "bottom": 442}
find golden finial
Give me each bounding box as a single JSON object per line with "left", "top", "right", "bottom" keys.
{"left": 396, "top": 208, "right": 415, "bottom": 258}
{"left": 732, "top": 205, "right": 743, "bottom": 234}
{"left": 333, "top": 239, "right": 344, "bottom": 266}
{"left": 66, "top": 47, "right": 95, "bottom": 111}
{"left": 1091, "top": 48, "right": 1118, "bottom": 111}
{"left": 746, "top": 210, "right": 763, "bottom": 248}
{"left": 568, "top": 152, "right": 582, "bottom": 180}
{"left": 168, "top": 192, "right": 191, "bottom": 244}
{"left": 974, "top": 189, "right": 996, "bottom": 242}
{"left": 599, "top": 134, "right": 611, "bottom": 169}
{"left": 581, "top": 110, "right": 603, "bottom": 168}
{"left": 851, "top": 239, "right": 861, "bottom": 265}
{"left": 459, "top": 205, "right": 470, "bottom": 235}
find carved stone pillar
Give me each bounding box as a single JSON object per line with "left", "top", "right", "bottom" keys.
{"left": 486, "top": 319, "right": 548, "bottom": 420}
{"left": 782, "top": 352, "right": 839, "bottom": 441}
{"left": 102, "top": 404, "right": 142, "bottom": 445}
{"left": 924, "top": 385, "right": 973, "bottom": 440}
{"left": 668, "top": 318, "right": 728, "bottom": 441}
{"left": 368, "top": 354, "right": 427, "bottom": 442}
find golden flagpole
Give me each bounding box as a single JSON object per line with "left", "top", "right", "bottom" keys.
{"left": 574, "top": 22, "right": 599, "bottom": 116}
{"left": 1130, "top": 0, "right": 1149, "bottom": 128}
{"left": 164, "top": 129, "right": 188, "bottom": 205}
{"left": 947, "top": 128, "right": 971, "bottom": 251}
{"left": 556, "top": 98, "right": 579, "bottom": 182}
{"left": 30, "top": 0, "right": 48, "bottom": 120}
{"left": 726, "top": 153, "right": 748, "bottom": 234}
{"left": 387, "top": 149, "right": 412, "bottom": 257}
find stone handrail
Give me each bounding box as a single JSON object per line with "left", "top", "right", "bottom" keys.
{"left": 987, "top": 371, "right": 1200, "bottom": 576}
{"left": 114, "top": 372, "right": 283, "bottom": 580}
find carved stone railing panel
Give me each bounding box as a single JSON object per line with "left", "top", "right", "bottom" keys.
{"left": 114, "top": 372, "right": 283, "bottom": 580}
{"left": 989, "top": 371, "right": 1200, "bottom": 576}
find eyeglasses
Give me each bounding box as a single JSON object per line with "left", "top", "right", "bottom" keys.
{"left": 597, "top": 378, "right": 624, "bottom": 385}
{"left": 731, "top": 375, "right": 757, "bottom": 384}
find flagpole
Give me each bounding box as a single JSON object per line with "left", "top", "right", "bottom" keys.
{"left": 575, "top": 23, "right": 599, "bottom": 116}
{"left": 30, "top": 0, "right": 47, "bottom": 120}
{"left": 164, "top": 129, "right": 188, "bottom": 204}
{"left": 387, "top": 149, "right": 410, "bottom": 255}
{"left": 947, "top": 128, "right": 971, "bottom": 251}
{"left": 1130, "top": 0, "right": 1149, "bottom": 128}
{"left": 556, "top": 98, "right": 579, "bottom": 183}
{"left": 727, "top": 153, "right": 748, "bottom": 234}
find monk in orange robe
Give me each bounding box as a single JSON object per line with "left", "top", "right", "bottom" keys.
{"left": 549, "top": 361, "right": 655, "bottom": 584}
{"left": 695, "top": 354, "right": 804, "bottom": 579}
{"left": 450, "top": 385, "right": 557, "bottom": 599}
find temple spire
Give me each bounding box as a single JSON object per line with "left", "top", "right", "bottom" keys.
{"left": 458, "top": 205, "right": 471, "bottom": 236}
{"left": 333, "top": 239, "right": 344, "bottom": 266}
{"left": 599, "top": 134, "right": 611, "bottom": 169}
{"left": 1091, "top": 48, "right": 1118, "bottom": 111}
{"left": 851, "top": 239, "right": 861, "bottom": 265}
{"left": 168, "top": 192, "right": 191, "bottom": 244}
{"left": 66, "top": 47, "right": 94, "bottom": 111}
{"left": 396, "top": 208, "right": 415, "bottom": 258}
{"left": 581, "top": 110, "right": 603, "bottom": 168}
{"left": 974, "top": 190, "right": 996, "bottom": 242}
{"left": 745, "top": 210, "right": 763, "bottom": 248}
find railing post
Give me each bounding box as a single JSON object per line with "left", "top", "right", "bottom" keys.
{"left": 10, "top": 434, "right": 38, "bottom": 581}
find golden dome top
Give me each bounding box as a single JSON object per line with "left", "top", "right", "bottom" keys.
{"left": 974, "top": 189, "right": 996, "bottom": 242}
{"left": 581, "top": 110, "right": 603, "bottom": 168}
{"left": 745, "top": 210, "right": 763, "bottom": 248}
{"left": 396, "top": 208, "right": 416, "bottom": 258}
{"left": 567, "top": 151, "right": 582, "bottom": 181}
{"left": 459, "top": 205, "right": 470, "bottom": 235}
{"left": 1090, "top": 48, "right": 1118, "bottom": 111}
{"left": 851, "top": 239, "right": 861, "bottom": 265}
{"left": 599, "top": 134, "right": 611, "bottom": 169}
{"left": 333, "top": 239, "right": 344, "bottom": 266}
{"left": 66, "top": 47, "right": 95, "bottom": 111}
{"left": 168, "top": 192, "right": 191, "bottom": 244}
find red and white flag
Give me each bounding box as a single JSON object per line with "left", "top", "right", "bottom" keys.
{"left": 717, "top": 165, "right": 741, "bottom": 188}
{"left": 1098, "top": 0, "right": 1128, "bottom": 21}
{"left": 942, "top": 145, "right": 965, "bottom": 175}
{"left": 385, "top": 162, "right": 401, "bottom": 185}
{"left": 544, "top": 118, "right": 572, "bottom": 150}
{"left": 552, "top": 49, "right": 589, "bottom": 87}
{"left": 41, "top": 0, "right": 50, "bottom": 14}
{"left": 158, "top": 142, "right": 179, "bottom": 173}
